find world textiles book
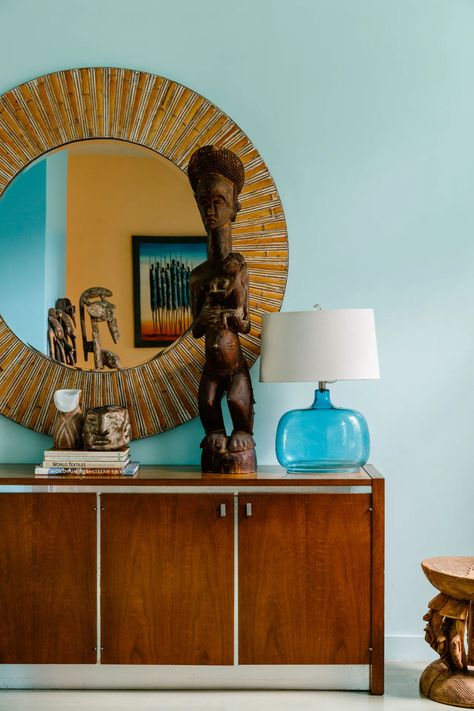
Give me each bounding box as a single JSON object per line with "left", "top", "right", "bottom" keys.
{"left": 34, "top": 462, "right": 140, "bottom": 478}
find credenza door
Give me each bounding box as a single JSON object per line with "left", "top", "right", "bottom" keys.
{"left": 238, "top": 493, "right": 372, "bottom": 665}
{"left": 0, "top": 493, "right": 97, "bottom": 663}
{"left": 101, "top": 493, "right": 234, "bottom": 664}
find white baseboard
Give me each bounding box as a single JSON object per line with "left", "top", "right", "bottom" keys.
{"left": 0, "top": 639, "right": 435, "bottom": 689}
{"left": 0, "top": 665, "right": 370, "bottom": 690}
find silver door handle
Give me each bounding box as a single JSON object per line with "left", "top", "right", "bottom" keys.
{"left": 219, "top": 503, "right": 227, "bottom": 517}
{"left": 245, "top": 502, "right": 252, "bottom": 517}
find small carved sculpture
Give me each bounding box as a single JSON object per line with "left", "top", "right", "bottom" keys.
{"left": 423, "top": 594, "right": 469, "bottom": 671}
{"left": 187, "top": 145, "right": 256, "bottom": 474}
{"left": 79, "top": 287, "right": 123, "bottom": 370}
{"left": 420, "top": 557, "right": 474, "bottom": 708}
{"left": 47, "top": 297, "right": 77, "bottom": 366}
{"left": 52, "top": 389, "right": 83, "bottom": 449}
{"left": 83, "top": 406, "right": 131, "bottom": 451}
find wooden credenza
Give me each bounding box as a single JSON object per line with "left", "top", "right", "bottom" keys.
{"left": 0, "top": 464, "right": 384, "bottom": 694}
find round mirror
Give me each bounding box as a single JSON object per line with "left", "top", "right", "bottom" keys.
{"left": 0, "top": 68, "right": 288, "bottom": 439}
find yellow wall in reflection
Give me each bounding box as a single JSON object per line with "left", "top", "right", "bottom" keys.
{"left": 65, "top": 151, "right": 205, "bottom": 369}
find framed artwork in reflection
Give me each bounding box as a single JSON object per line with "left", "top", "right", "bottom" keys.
{"left": 132, "top": 235, "right": 207, "bottom": 348}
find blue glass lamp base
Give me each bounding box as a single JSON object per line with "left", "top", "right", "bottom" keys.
{"left": 275, "top": 388, "right": 370, "bottom": 473}
{"left": 285, "top": 462, "right": 362, "bottom": 474}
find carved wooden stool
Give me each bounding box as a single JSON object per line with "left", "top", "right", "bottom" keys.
{"left": 420, "top": 557, "right": 474, "bottom": 708}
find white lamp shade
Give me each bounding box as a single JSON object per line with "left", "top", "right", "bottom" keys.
{"left": 260, "top": 309, "right": 380, "bottom": 383}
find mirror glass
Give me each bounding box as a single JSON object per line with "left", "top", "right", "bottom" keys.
{"left": 0, "top": 139, "right": 206, "bottom": 369}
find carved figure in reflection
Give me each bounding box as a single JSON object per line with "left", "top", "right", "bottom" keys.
{"left": 79, "top": 287, "right": 123, "bottom": 370}
{"left": 188, "top": 145, "right": 256, "bottom": 474}
{"left": 82, "top": 406, "right": 131, "bottom": 451}
{"left": 52, "top": 388, "right": 83, "bottom": 449}
{"left": 47, "top": 297, "right": 77, "bottom": 366}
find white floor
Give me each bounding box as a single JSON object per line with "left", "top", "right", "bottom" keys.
{"left": 0, "top": 662, "right": 438, "bottom": 711}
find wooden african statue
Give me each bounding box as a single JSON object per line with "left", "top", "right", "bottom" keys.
{"left": 188, "top": 145, "right": 256, "bottom": 474}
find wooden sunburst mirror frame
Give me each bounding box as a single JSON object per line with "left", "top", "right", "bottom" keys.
{"left": 0, "top": 67, "right": 288, "bottom": 439}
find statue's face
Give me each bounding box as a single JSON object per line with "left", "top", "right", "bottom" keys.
{"left": 196, "top": 174, "right": 236, "bottom": 230}
{"left": 83, "top": 406, "right": 131, "bottom": 450}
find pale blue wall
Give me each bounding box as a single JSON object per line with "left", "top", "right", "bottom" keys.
{"left": 1, "top": 0, "right": 473, "bottom": 659}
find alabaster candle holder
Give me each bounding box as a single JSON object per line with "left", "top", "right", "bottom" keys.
{"left": 52, "top": 389, "right": 83, "bottom": 450}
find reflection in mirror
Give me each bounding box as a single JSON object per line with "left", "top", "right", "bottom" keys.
{"left": 0, "top": 139, "right": 206, "bottom": 369}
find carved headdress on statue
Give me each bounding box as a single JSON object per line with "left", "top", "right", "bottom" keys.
{"left": 187, "top": 145, "right": 245, "bottom": 205}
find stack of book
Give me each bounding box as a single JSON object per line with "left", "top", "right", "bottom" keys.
{"left": 34, "top": 447, "right": 139, "bottom": 478}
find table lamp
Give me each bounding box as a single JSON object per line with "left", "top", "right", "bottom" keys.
{"left": 260, "top": 308, "right": 380, "bottom": 472}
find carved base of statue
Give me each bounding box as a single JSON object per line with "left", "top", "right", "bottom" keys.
{"left": 201, "top": 435, "right": 257, "bottom": 474}
{"left": 420, "top": 659, "right": 474, "bottom": 708}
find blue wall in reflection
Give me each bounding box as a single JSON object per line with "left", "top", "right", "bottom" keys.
{"left": 44, "top": 152, "right": 67, "bottom": 321}
{"left": 0, "top": 154, "right": 67, "bottom": 355}
{"left": 0, "top": 161, "right": 47, "bottom": 352}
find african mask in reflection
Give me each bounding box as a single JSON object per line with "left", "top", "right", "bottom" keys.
{"left": 82, "top": 406, "right": 131, "bottom": 451}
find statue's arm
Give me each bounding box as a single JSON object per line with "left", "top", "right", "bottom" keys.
{"left": 191, "top": 278, "right": 207, "bottom": 338}
{"left": 231, "top": 261, "right": 251, "bottom": 335}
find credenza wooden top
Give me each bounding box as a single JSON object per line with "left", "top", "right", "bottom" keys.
{"left": 0, "top": 463, "right": 381, "bottom": 487}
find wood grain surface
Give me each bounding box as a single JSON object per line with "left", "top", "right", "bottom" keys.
{"left": 370, "top": 473, "right": 385, "bottom": 694}
{"left": 420, "top": 658, "right": 474, "bottom": 707}
{"left": 0, "top": 462, "right": 372, "bottom": 486}
{"left": 101, "top": 493, "right": 234, "bottom": 664}
{"left": 0, "top": 493, "right": 96, "bottom": 663}
{"left": 238, "top": 493, "right": 372, "bottom": 665}
{"left": 0, "top": 468, "right": 384, "bottom": 680}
